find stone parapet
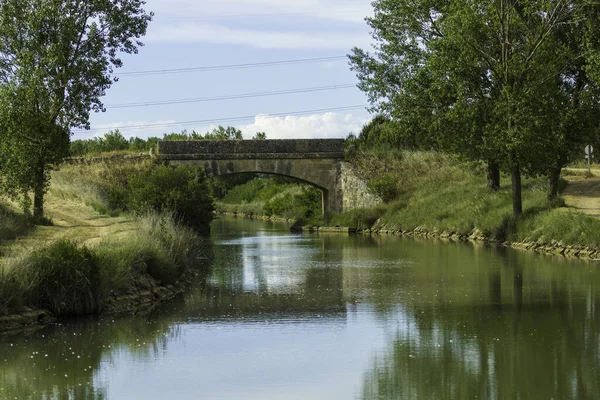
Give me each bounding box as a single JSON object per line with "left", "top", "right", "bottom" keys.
{"left": 158, "top": 139, "right": 346, "bottom": 158}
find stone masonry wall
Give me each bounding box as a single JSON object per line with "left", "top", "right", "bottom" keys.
{"left": 158, "top": 139, "right": 346, "bottom": 157}
{"left": 341, "top": 162, "right": 382, "bottom": 211}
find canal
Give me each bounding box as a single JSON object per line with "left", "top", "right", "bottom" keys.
{"left": 1, "top": 217, "right": 599, "bottom": 399}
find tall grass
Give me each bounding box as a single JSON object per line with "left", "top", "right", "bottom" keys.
{"left": 0, "top": 212, "right": 198, "bottom": 316}
{"left": 50, "top": 162, "right": 151, "bottom": 215}
{"left": 0, "top": 203, "right": 31, "bottom": 241}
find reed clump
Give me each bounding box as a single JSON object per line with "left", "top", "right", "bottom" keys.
{"left": 0, "top": 211, "right": 198, "bottom": 316}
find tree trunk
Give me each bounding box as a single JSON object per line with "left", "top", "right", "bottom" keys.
{"left": 487, "top": 161, "right": 500, "bottom": 191}
{"left": 547, "top": 164, "right": 562, "bottom": 201}
{"left": 511, "top": 164, "right": 522, "bottom": 217}
{"left": 33, "top": 165, "right": 45, "bottom": 222}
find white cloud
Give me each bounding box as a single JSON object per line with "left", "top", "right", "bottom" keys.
{"left": 78, "top": 112, "right": 369, "bottom": 141}
{"left": 241, "top": 112, "right": 368, "bottom": 139}
{"left": 144, "top": 0, "right": 373, "bottom": 49}
{"left": 149, "top": 0, "right": 371, "bottom": 24}
{"left": 147, "top": 23, "right": 369, "bottom": 50}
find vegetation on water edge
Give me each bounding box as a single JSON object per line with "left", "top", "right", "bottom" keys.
{"left": 215, "top": 177, "right": 322, "bottom": 222}
{"left": 0, "top": 212, "right": 198, "bottom": 316}
{"left": 0, "top": 159, "right": 215, "bottom": 318}
{"left": 50, "top": 161, "right": 215, "bottom": 232}
{"left": 329, "top": 149, "right": 600, "bottom": 248}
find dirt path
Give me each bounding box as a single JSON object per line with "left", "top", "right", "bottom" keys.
{"left": 1, "top": 192, "right": 135, "bottom": 257}
{"left": 560, "top": 169, "right": 600, "bottom": 218}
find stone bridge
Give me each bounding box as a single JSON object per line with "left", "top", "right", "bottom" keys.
{"left": 157, "top": 139, "right": 380, "bottom": 214}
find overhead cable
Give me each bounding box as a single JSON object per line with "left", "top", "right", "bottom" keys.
{"left": 117, "top": 56, "right": 348, "bottom": 77}
{"left": 73, "top": 105, "right": 367, "bottom": 133}
{"left": 106, "top": 84, "right": 356, "bottom": 109}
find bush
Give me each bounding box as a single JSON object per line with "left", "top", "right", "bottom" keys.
{"left": 128, "top": 165, "right": 215, "bottom": 232}
{"left": 11, "top": 240, "right": 102, "bottom": 315}
{"left": 263, "top": 186, "right": 322, "bottom": 221}
{"left": 368, "top": 173, "right": 398, "bottom": 202}
{"left": 0, "top": 212, "right": 199, "bottom": 316}
{"left": 52, "top": 162, "right": 215, "bottom": 232}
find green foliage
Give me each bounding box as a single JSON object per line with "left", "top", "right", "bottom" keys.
{"left": 0, "top": 211, "right": 199, "bottom": 316}
{"left": 69, "top": 126, "right": 252, "bottom": 157}
{"left": 0, "top": 203, "right": 31, "bottom": 241}
{"left": 0, "top": 0, "right": 153, "bottom": 220}
{"left": 221, "top": 178, "right": 284, "bottom": 204}
{"left": 128, "top": 165, "right": 215, "bottom": 231}
{"left": 263, "top": 186, "right": 322, "bottom": 221}
{"left": 350, "top": 0, "right": 600, "bottom": 216}
{"left": 218, "top": 177, "right": 323, "bottom": 221}
{"left": 10, "top": 240, "right": 102, "bottom": 315}
{"left": 51, "top": 162, "right": 215, "bottom": 231}
{"left": 204, "top": 125, "right": 243, "bottom": 140}
{"left": 353, "top": 115, "right": 430, "bottom": 151}
{"left": 341, "top": 149, "right": 600, "bottom": 248}
{"left": 367, "top": 173, "right": 398, "bottom": 203}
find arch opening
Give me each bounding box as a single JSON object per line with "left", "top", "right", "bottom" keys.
{"left": 212, "top": 172, "right": 328, "bottom": 217}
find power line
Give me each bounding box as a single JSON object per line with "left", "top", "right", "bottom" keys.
{"left": 74, "top": 105, "right": 367, "bottom": 133}
{"left": 106, "top": 84, "right": 356, "bottom": 109}
{"left": 158, "top": 10, "right": 364, "bottom": 20}
{"left": 117, "top": 56, "right": 348, "bottom": 77}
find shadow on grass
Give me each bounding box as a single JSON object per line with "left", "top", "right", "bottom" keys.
{"left": 0, "top": 203, "right": 33, "bottom": 242}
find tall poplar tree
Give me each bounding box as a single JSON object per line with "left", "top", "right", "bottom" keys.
{"left": 350, "top": 0, "right": 600, "bottom": 216}
{"left": 0, "top": 0, "right": 152, "bottom": 221}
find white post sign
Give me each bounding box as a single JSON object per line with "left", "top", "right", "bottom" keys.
{"left": 586, "top": 145, "right": 594, "bottom": 174}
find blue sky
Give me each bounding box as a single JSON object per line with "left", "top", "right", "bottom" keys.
{"left": 75, "top": 0, "right": 374, "bottom": 140}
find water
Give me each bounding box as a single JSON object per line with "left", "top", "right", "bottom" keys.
{"left": 1, "top": 217, "right": 599, "bottom": 399}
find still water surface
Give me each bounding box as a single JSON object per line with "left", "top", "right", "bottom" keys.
{"left": 1, "top": 218, "right": 599, "bottom": 399}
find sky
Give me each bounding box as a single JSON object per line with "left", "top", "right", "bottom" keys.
{"left": 74, "top": 0, "right": 375, "bottom": 141}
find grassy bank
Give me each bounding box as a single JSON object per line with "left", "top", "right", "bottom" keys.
{"left": 0, "top": 212, "right": 198, "bottom": 316}
{"left": 331, "top": 150, "right": 600, "bottom": 248}
{"left": 0, "top": 160, "right": 214, "bottom": 319}
{"left": 0, "top": 203, "right": 31, "bottom": 242}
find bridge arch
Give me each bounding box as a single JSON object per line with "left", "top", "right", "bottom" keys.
{"left": 158, "top": 139, "right": 345, "bottom": 214}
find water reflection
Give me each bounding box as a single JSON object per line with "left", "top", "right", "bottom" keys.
{"left": 0, "top": 316, "right": 178, "bottom": 399}
{"left": 0, "top": 218, "right": 599, "bottom": 399}
{"left": 359, "top": 239, "right": 600, "bottom": 400}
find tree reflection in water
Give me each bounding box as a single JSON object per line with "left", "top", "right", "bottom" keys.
{"left": 360, "top": 245, "right": 600, "bottom": 400}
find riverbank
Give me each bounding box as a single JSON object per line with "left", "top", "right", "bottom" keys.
{"left": 220, "top": 150, "right": 600, "bottom": 260}
{"left": 0, "top": 212, "right": 203, "bottom": 332}
{"left": 0, "top": 162, "right": 213, "bottom": 332}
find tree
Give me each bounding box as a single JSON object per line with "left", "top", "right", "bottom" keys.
{"left": 350, "top": 0, "right": 600, "bottom": 216}
{"left": 253, "top": 132, "right": 267, "bottom": 140}
{"left": 0, "top": 0, "right": 152, "bottom": 221}
{"left": 204, "top": 125, "right": 243, "bottom": 140}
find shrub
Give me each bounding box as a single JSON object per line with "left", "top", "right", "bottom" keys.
{"left": 127, "top": 165, "right": 215, "bottom": 232}
{"left": 10, "top": 240, "right": 102, "bottom": 315}
{"left": 368, "top": 173, "right": 398, "bottom": 202}
{"left": 0, "top": 212, "right": 199, "bottom": 315}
